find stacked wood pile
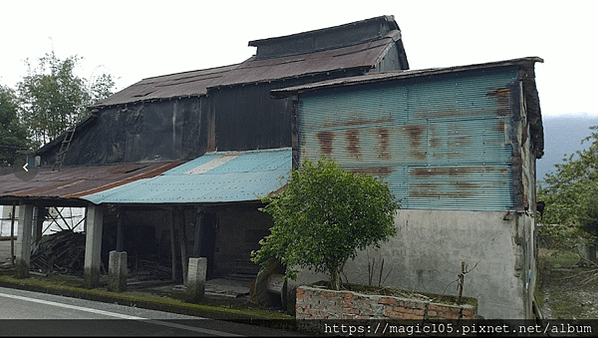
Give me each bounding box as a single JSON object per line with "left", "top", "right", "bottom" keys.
{"left": 31, "top": 230, "right": 85, "bottom": 275}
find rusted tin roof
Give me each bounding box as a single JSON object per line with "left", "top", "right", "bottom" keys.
{"left": 92, "top": 18, "right": 404, "bottom": 108}
{"left": 84, "top": 148, "right": 291, "bottom": 205}
{"left": 0, "top": 161, "right": 182, "bottom": 206}
{"left": 92, "top": 64, "right": 239, "bottom": 108}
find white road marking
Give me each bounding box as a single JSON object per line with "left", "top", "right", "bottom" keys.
{"left": 0, "top": 292, "right": 242, "bottom": 336}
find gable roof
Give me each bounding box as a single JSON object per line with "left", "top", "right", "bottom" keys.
{"left": 92, "top": 16, "right": 407, "bottom": 108}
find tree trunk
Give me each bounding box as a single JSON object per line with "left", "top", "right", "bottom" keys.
{"left": 331, "top": 267, "right": 342, "bottom": 290}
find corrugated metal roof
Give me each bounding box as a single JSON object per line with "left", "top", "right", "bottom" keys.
{"left": 83, "top": 148, "right": 292, "bottom": 205}
{"left": 0, "top": 161, "right": 183, "bottom": 205}
{"left": 93, "top": 64, "right": 239, "bottom": 108}
{"left": 92, "top": 32, "right": 400, "bottom": 108}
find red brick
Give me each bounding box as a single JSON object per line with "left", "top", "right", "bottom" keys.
{"left": 450, "top": 307, "right": 461, "bottom": 313}
{"left": 379, "top": 298, "right": 397, "bottom": 305}
{"left": 441, "top": 312, "right": 460, "bottom": 320}
{"left": 462, "top": 309, "right": 474, "bottom": 318}
{"left": 395, "top": 306, "right": 414, "bottom": 314}
{"left": 385, "top": 310, "right": 403, "bottom": 319}
{"left": 429, "top": 304, "right": 445, "bottom": 311}
{"left": 404, "top": 313, "right": 423, "bottom": 320}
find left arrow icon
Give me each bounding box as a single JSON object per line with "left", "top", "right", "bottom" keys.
{"left": 23, "top": 163, "right": 28, "bottom": 172}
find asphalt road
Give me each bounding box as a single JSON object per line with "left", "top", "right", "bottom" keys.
{"left": 0, "top": 286, "right": 303, "bottom": 336}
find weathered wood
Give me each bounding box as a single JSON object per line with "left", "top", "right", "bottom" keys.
{"left": 10, "top": 203, "right": 15, "bottom": 266}
{"left": 170, "top": 210, "right": 177, "bottom": 282}
{"left": 457, "top": 261, "right": 465, "bottom": 305}
{"left": 179, "top": 211, "right": 188, "bottom": 285}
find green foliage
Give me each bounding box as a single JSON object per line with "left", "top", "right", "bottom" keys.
{"left": 0, "top": 85, "right": 30, "bottom": 166}
{"left": 537, "top": 224, "right": 585, "bottom": 253}
{"left": 16, "top": 50, "right": 115, "bottom": 146}
{"left": 538, "top": 125, "right": 598, "bottom": 243}
{"left": 251, "top": 157, "right": 400, "bottom": 290}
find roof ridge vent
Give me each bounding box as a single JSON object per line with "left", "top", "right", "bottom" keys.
{"left": 249, "top": 15, "right": 400, "bottom": 60}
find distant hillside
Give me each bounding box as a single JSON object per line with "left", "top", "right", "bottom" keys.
{"left": 537, "top": 115, "right": 598, "bottom": 182}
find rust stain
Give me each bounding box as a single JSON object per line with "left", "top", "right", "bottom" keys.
{"left": 429, "top": 135, "right": 441, "bottom": 149}
{"left": 495, "top": 119, "right": 505, "bottom": 134}
{"left": 67, "top": 161, "right": 184, "bottom": 198}
{"left": 446, "top": 136, "right": 472, "bottom": 149}
{"left": 404, "top": 125, "right": 426, "bottom": 160}
{"left": 405, "top": 125, "right": 423, "bottom": 141}
{"left": 320, "top": 117, "right": 394, "bottom": 129}
{"left": 347, "top": 166, "right": 394, "bottom": 177}
{"left": 411, "top": 166, "right": 504, "bottom": 177}
{"left": 316, "top": 131, "right": 335, "bottom": 155}
{"left": 486, "top": 87, "right": 511, "bottom": 116}
{"left": 377, "top": 127, "right": 390, "bottom": 160}
{"left": 346, "top": 129, "right": 361, "bottom": 158}
{"left": 414, "top": 109, "right": 488, "bottom": 120}
{"left": 409, "top": 183, "right": 476, "bottom": 198}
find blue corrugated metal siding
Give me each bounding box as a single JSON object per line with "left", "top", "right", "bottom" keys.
{"left": 83, "top": 148, "right": 291, "bottom": 204}
{"left": 298, "top": 67, "right": 519, "bottom": 211}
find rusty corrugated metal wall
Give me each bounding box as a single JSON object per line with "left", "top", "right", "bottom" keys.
{"left": 298, "top": 67, "right": 524, "bottom": 211}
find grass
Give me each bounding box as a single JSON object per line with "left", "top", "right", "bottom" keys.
{"left": 0, "top": 271, "right": 292, "bottom": 321}
{"left": 536, "top": 246, "right": 598, "bottom": 319}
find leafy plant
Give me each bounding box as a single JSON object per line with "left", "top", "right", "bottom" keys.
{"left": 251, "top": 157, "right": 400, "bottom": 290}
{"left": 16, "top": 50, "right": 115, "bottom": 146}
{"left": 538, "top": 125, "right": 598, "bottom": 246}
{"left": 0, "top": 85, "right": 30, "bottom": 165}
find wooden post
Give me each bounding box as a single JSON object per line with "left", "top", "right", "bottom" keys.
{"left": 170, "top": 209, "right": 177, "bottom": 282}
{"left": 179, "top": 209, "right": 188, "bottom": 285}
{"left": 116, "top": 208, "right": 124, "bottom": 252}
{"left": 457, "top": 261, "right": 465, "bottom": 305}
{"left": 171, "top": 207, "right": 188, "bottom": 284}
{"left": 10, "top": 203, "right": 16, "bottom": 266}
{"left": 192, "top": 211, "right": 204, "bottom": 258}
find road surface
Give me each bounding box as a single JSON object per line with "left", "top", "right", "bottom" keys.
{"left": 0, "top": 286, "right": 302, "bottom": 336}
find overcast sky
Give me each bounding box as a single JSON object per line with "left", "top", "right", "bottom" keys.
{"left": 1, "top": 0, "right": 596, "bottom": 118}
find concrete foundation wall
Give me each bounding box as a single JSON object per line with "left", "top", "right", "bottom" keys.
{"left": 291, "top": 209, "right": 535, "bottom": 319}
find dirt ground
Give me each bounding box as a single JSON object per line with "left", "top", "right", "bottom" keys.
{"left": 536, "top": 249, "right": 598, "bottom": 319}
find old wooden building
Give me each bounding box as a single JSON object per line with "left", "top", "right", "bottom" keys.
{"left": 0, "top": 16, "right": 409, "bottom": 287}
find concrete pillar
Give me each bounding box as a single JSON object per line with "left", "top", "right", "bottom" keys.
{"left": 15, "top": 203, "right": 34, "bottom": 278}
{"left": 84, "top": 205, "right": 103, "bottom": 288}
{"left": 108, "top": 250, "right": 127, "bottom": 292}
{"left": 186, "top": 257, "right": 207, "bottom": 303}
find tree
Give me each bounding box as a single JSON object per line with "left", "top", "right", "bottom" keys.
{"left": 538, "top": 125, "right": 598, "bottom": 245}
{"left": 0, "top": 85, "right": 30, "bottom": 166}
{"left": 17, "top": 50, "right": 115, "bottom": 147}
{"left": 251, "top": 157, "right": 400, "bottom": 290}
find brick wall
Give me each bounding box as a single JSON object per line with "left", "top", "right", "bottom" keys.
{"left": 296, "top": 285, "right": 477, "bottom": 320}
